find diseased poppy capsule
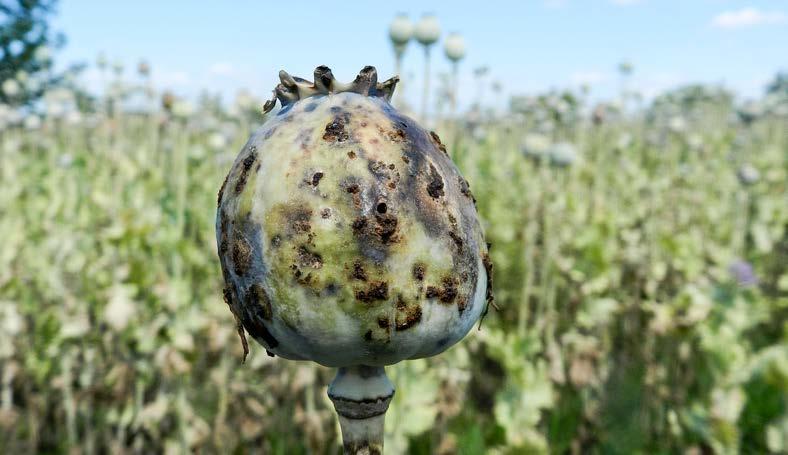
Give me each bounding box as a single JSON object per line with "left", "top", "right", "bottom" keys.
{"left": 216, "top": 65, "right": 493, "bottom": 454}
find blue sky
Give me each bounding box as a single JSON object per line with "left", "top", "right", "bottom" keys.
{"left": 52, "top": 0, "right": 787, "bottom": 108}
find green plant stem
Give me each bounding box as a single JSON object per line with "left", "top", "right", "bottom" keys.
{"left": 328, "top": 366, "right": 394, "bottom": 454}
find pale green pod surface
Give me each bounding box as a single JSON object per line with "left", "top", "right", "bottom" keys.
{"left": 216, "top": 66, "right": 492, "bottom": 368}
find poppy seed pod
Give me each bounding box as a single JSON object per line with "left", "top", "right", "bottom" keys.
{"left": 216, "top": 65, "right": 493, "bottom": 454}
{"left": 444, "top": 33, "right": 466, "bottom": 62}
{"left": 415, "top": 14, "right": 441, "bottom": 46}
{"left": 389, "top": 14, "right": 414, "bottom": 47}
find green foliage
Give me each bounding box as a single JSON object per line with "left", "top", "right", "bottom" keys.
{"left": 0, "top": 73, "right": 786, "bottom": 453}
{"left": 0, "top": 0, "right": 63, "bottom": 104}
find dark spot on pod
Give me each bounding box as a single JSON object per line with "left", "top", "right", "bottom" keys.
{"left": 368, "top": 161, "right": 400, "bottom": 188}
{"left": 401, "top": 155, "right": 410, "bottom": 163}
{"left": 234, "top": 151, "right": 258, "bottom": 194}
{"left": 351, "top": 214, "right": 400, "bottom": 261}
{"left": 395, "top": 297, "right": 422, "bottom": 331}
{"left": 290, "top": 264, "right": 313, "bottom": 286}
{"left": 323, "top": 112, "right": 351, "bottom": 142}
{"left": 304, "top": 102, "right": 318, "bottom": 112}
{"left": 241, "top": 304, "right": 279, "bottom": 349}
{"left": 377, "top": 316, "right": 390, "bottom": 329}
{"left": 217, "top": 173, "right": 229, "bottom": 207}
{"left": 320, "top": 208, "right": 331, "bottom": 219}
{"left": 352, "top": 216, "right": 368, "bottom": 234}
{"left": 429, "top": 131, "right": 448, "bottom": 155}
{"left": 374, "top": 214, "right": 398, "bottom": 243}
{"left": 343, "top": 181, "right": 363, "bottom": 208}
{"left": 458, "top": 176, "right": 476, "bottom": 204}
{"left": 448, "top": 231, "right": 464, "bottom": 252}
{"left": 425, "top": 277, "right": 458, "bottom": 304}
{"left": 324, "top": 282, "right": 339, "bottom": 295}
{"left": 482, "top": 252, "right": 495, "bottom": 307}
{"left": 348, "top": 151, "right": 357, "bottom": 159}
{"left": 297, "top": 245, "right": 323, "bottom": 269}
{"left": 311, "top": 171, "right": 324, "bottom": 186}
{"left": 222, "top": 286, "right": 235, "bottom": 307}
{"left": 376, "top": 202, "right": 387, "bottom": 214}
{"left": 364, "top": 330, "right": 373, "bottom": 341}
{"left": 457, "top": 296, "right": 468, "bottom": 313}
{"left": 351, "top": 260, "right": 368, "bottom": 281}
{"left": 412, "top": 263, "right": 426, "bottom": 281}
{"left": 270, "top": 234, "right": 282, "bottom": 248}
{"left": 218, "top": 212, "right": 230, "bottom": 255}
{"left": 426, "top": 164, "right": 445, "bottom": 199}
{"left": 232, "top": 231, "right": 252, "bottom": 276}
{"left": 355, "top": 281, "right": 389, "bottom": 303}
{"left": 247, "top": 283, "right": 273, "bottom": 320}
{"left": 289, "top": 207, "right": 313, "bottom": 235}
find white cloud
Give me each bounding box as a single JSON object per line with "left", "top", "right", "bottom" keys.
{"left": 711, "top": 8, "right": 788, "bottom": 29}
{"left": 610, "top": 0, "right": 643, "bottom": 6}
{"left": 209, "top": 62, "right": 235, "bottom": 76}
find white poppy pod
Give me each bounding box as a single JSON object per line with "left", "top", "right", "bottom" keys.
{"left": 34, "top": 46, "right": 51, "bottom": 62}
{"left": 444, "top": 33, "right": 466, "bottom": 62}
{"left": 389, "top": 14, "right": 414, "bottom": 46}
{"left": 2, "top": 79, "right": 20, "bottom": 97}
{"left": 415, "top": 14, "right": 441, "bottom": 46}
{"left": 737, "top": 164, "right": 760, "bottom": 186}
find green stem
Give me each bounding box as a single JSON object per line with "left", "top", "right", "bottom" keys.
{"left": 327, "top": 366, "right": 394, "bottom": 455}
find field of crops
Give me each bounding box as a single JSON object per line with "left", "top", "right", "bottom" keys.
{"left": 0, "top": 66, "right": 786, "bottom": 454}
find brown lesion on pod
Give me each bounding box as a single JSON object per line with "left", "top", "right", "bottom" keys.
{"left": 458, "top": 176, "right": 477, "bottom": 205}
{"left": 296, "top": 245, "right": 323, "bottom": 269}
{"left": 217, "top": 173, "right": 229, "bottom": 207}
{"left": 246, "top": 283, "right": 273, "bottom": 320}
{"left": 323, "top": 111, "right": 351, "bottom": 143}
{"left": 234, "top": 149, "right": 258, "bottom": 195}
{"left": 425, "top": 276, "right": 459, "bottom": 304}
{"left": 429, "top": 131, "right": 448, "bottom": 155}
{"left": 231, "top": 230, "right": 252, "bottom": 276}
{"left": 426, "top": 163, "right": 445, "bottom": 199}
{"left": 395, "top": 297, "right": 422, "bottom": 331}
{"left": 412, "top": 262, "right": 426, "bottom": 281}
{"left": 355, "top": 281, "right": 389, "bottom": 303}
{"left": 350, "top": 260, "right": 368, "bottom": 281}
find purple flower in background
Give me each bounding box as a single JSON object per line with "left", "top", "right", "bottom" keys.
{"left": 729, "top": 260, "right": 758, "bottom": 287}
